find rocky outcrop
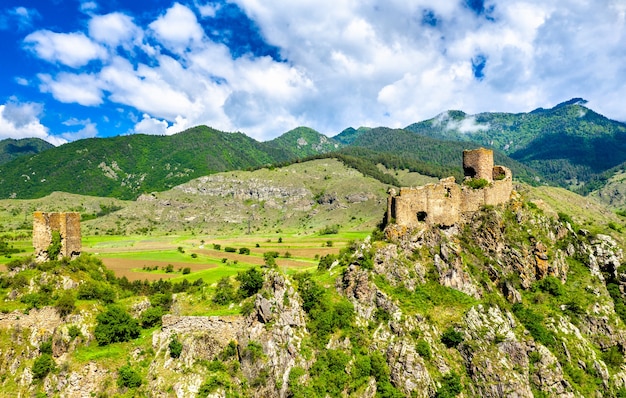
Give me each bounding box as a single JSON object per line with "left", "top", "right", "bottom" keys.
{"left": 237, "top": 271, "right": 309, "bottom": 398}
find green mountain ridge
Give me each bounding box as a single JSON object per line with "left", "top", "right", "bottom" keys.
{"left": 0, "top": 99, "right": 624, "bottom": 200}
{"left": 404, "top": 98, "right": 626, "bottom": 192}
{"left": 0, "top": 137, "right": 54, "bottom": 165}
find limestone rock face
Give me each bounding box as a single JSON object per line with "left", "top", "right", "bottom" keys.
{"left": 237, "top": 271, "right": 309, "bottom": 398}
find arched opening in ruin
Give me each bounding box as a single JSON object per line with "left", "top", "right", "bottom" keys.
{"left": 464, "top": 166, "right": 477, "bottom": 179}
{"left": 416, "top": 211, "right": 427, "bottom": 222}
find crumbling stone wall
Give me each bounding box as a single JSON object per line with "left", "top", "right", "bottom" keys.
{"left": 33, "top": 212, "right": 81, "bottom": 262}
{"left": 388, "top": 149, "right": 512, "bottom": 227}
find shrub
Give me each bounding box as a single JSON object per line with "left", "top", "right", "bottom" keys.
{"left": 416, "top": 339, "right": 432, "bottom": 359}
{"left": 602, "top": 345, "right": 624, "bottom": 369}
{"left": 212, "top": 243, "right": 221, "bottom": 250}
{"left": 182, "top": 267, "right": 191, "bottom": 274}
{"left": 245, "top": 341, "right": 265, "bottom": 362}
{"left": 435, "top": 371, "right": 462, "bottom": 397}
{"left": 212, "top": 276, "right": 235, "bottom": 305}
{"left": 534, "top": 276, "right": 564, "bottom": 297}
{"left": 117, "top": 364, "right": 142, "bottom": 388}
{"left": 32, "top": 354, "right": 55, "bottom": 380}
{"left": 150, "top": 292, "right": 173, "bottom": 311}
{"left": 55, "top": 291, "right": 76, "bottom": 318}
{"left": 319, "top": 225, "right": 339, "bottom": 235}
{"left": 169, "top": 335, "right": 183, "bottom": 358}
{"left": 165, "top": 264, "right": 174, "bottom": 273}
{"left": 190, "top": 253, "right": 198, "bottom": 259}
{"left": 441, "top": 327, "right": 463, "bottom": 348}
{"left": 47, "top": 230, "right": 62, "bottom": 260}
{"left": 94, "top": 305, "right": 140, "bottom": 346}
{"left": 318, "top": 254, "right": 337, "bottom": 270}
{"left": 224, "top": 246, "right": 237, "bottom": 253}
{"left": 236, "top": 268, "right": 264, "bottom": 298}
{"left": 239, "top": 247, "right": 250, "bottom": 255}
{"left": 68, "top": 325, "right": 82, "bottom": 340}
{"left": 177, "top": 246, "right": 185, "bottom": 253}
{"left": 140, "top": 306, "right": 164, "bottom": 328}
{"left": 463, "top": 178, "right": 489, "bottom": 189}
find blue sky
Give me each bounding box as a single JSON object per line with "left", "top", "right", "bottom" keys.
{"left": 0, "top": 0, "right": 625, "bottom": 145}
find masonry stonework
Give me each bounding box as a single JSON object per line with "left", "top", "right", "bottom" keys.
{"left": 388, "top": 149, "right": 512, "bottom": 228}
{"left": 33, "top": 212, "right": 81, "bottom": 262}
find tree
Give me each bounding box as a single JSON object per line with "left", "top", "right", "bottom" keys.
{"left": 47, "top": 230, "right": 62, "bottom": 260}
{"left": 54, "top": 291, "right": 76, "bottom": 318}
{"left": 236, "top": 268, "right": 264, "bottom": 298}
{"left": 117, "top": 364, "right": 142, "bottom": 388}
{"left": 32, "top": 354, "right": 55, "bottom": 380}
{"left": 213, "top": 276, "right": 235, "bottom": 305}
{"left": 94, "top": 305, "right": 140, "bottom": 345}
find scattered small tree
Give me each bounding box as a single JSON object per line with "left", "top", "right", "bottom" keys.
{"left": 117, "top": 364, "right": 142, "bottom": 388}
{"left": 94, "top": 305, "right": 140, "bottom": 346}
{"left": 236, "top": 268, "right": 264, "bottom": 298}
{"left": 32, "top": 354, "right": 55, "bottom": 380}
{"left": 169, "top": 335, "right": 183, "bottom": 358}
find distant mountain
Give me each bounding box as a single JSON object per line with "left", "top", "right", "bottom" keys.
{"left": 263, "top": 126, "right": 341, "bottom": 158}
{"left": 405, "top": 99, "right": 626, "bottom": 192}
{"left": 333, "top": 126, "right": 372, "bottom": 145}
{"left": 0, "top": 126, "right": 286, "bottom": 200}
{"left": 2, "top": 99, "right": 625, "bottom": 200}
{"left": 0, "top": 138, "right": 54, "bottom": 165}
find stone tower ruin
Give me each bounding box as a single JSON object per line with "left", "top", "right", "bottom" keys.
{"left": 33, "top": 212, "right": 81, "bottom": 262}
{"left": 463, "top": 147, "right": 494, "bottom": 181}
{"left": 387, "top": 148, "right": 513, "bottom": 228}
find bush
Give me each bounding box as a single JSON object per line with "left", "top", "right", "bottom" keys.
{"left": 68, "top": 325, "right": 82, "bottom": 340}
{"left": 416, "top": 339, "right": 432, "bottom": 359}
{"left": 236, "top": 268, "right": 264, "bottom": 298}
{"left": 55, "top": 291, "right": 76, "bottom": 318}
{"left": 435, "top": 371, "right": 462, "bottom": 398}
{"left": 117, "top": 364, "right": 142, "bottom": 388}
{"left": 441, "top": 327, "right": 463, "bottom": 348}
{"left": 224, "top": 246, "right": 237, "bottom": 253}
{"left": 47, "top": 230, "right": 62, "bottom": 260}
{"left": 169, "top": 335, "right": 183, "bottom": 358}
{"left": 212, "top": 276, "right": 235, "bottom": 305}
{"left": 463, "top": 178, "right": 489, "bottom": 189}
{"left": 534, "top": 276, "right": 564, "bottom": 297}
{"left": 319, "top": 225, "right": 339, "bottom": 235}
{"left": 245, "top": 341, "right": 265, "bottom": 362}
{"left": 32, "top": 354, "right": 55, "bottom": 380}
{"left": 140, "top": 306, "right": 164, "bottom": 328}
{"left": 318, "top": 254, "right": 337, "bottom": 271}
{"left": 94, "top": 305, "right": 141, "bottom": 346}
{"left": 212, "top": 243, "right": 221, "bottom": 250}
{"left": 165, "top": 264, "right": 174, "bottom": 273}
{"left": 239, "top": 247, "right": 250, "bottom": 255}
{"left": 182, "top": 267, "right": 191, "bottom": 274}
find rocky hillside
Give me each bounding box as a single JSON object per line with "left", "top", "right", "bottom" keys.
{"left": 2, "top": 186, "right": 626, "bottom": 396}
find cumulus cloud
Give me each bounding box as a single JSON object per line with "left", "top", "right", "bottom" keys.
{"left": 0, "top": 100, "right": 65, "bottom": 145}
{"left": 38, "top": 73, "right": 104, "bottom": 106}
{"left": 24, "top": 30, "right": 107, "bottom": 68}
{"left": 89, "top": 12, "right": 142, "bottom": 48}
{"left": 149, "top": 3, "right": 204, "bottom": 52}
{"left": 60, "top": 118, "right": 99, "bottom": 141}
{"left": 14, "top": 0, "right": 626, "bottom": 144}
{"left": 133, "top": 114, "right": 190, "bottom": 135}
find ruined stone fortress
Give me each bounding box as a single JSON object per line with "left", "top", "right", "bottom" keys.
{"left": 33, "top": 212, "right": 81, "bottom": 262}
{"left": 387, "top": 148, "right": 513, "bottom": 227}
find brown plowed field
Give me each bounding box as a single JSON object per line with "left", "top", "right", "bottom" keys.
{"left": 101, "top": 258, "right": 216, "bottom": 281}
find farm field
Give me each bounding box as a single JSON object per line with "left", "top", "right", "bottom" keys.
{"left": 1, "top": 230, "right": 371, "bottom": 284}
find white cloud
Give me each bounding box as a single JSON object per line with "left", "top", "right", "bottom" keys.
{"left": 60, "top": 119, "right": 98, "bottom": 141}
{"left": 89, "top": 12, "right": 141, "bottom": 48}
{"left": 38, "top": 73, "right": 104, "bottom": 106}
{"left": 0, "top": 100, "right": 65, "bottom": 145}
{"left": 18, "top": 0, "right": 626, "bottom": 144}
{"left": 23, "top": 30, "right": 107, "bottom": 68}
{"left": 149, "top": 3, "right": 204, "bottom": 53}
{"left": 133, "top": 114, "right": 190, "bottom": 135}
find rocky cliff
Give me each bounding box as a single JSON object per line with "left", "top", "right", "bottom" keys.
{"left": 2, "top": 192, "right": 626, "bottom": 397}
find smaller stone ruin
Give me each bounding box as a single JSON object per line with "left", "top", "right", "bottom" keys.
{"left": 33, "top": 212, "right": 81, "bottom": 262}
